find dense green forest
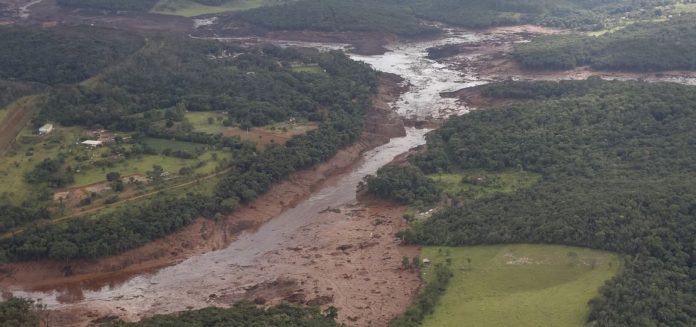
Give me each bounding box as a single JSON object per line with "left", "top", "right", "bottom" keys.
{"left": 363, "top": 165, "right": 441, "bottom": 206}
{"left": 0, "top": 27, "right": 377, "bottom": 262}
{"left": 37, "top": 36, "right": 372, "bottom": 130}
{"left": 0, "top": 26, "right": 144, "bottom": 84}
{"left": 0, "top": 81, "right": 44, "bottom": 108}
{"left": 234, "top": 0, "right": 437, "bottom": 36}
{"left": 514, "top": 17, "right": 696, "bottom": 71}
{"left": 110, "top": 302, "right": 343, "bottom": 326}
{"left": 367, "top": 78, "right": 696, "bottom": 325}
{"left": 0, "top": 298, "right": 42, "bottom": 327}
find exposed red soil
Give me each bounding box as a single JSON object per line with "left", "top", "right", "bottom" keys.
{"left": 222, "top": 123, "right": 319, "bottom": 148}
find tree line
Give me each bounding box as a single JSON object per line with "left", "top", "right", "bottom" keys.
{"left": 109, "top": 301, "right": 343, "bottom": 326}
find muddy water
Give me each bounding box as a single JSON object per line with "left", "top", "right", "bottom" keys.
{"left": 351, "top": 28, "right": 490, "bottom": 119}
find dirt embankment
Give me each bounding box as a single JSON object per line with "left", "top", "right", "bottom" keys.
{"left": 0, "top": 72, "right": 406, "bottom": 294}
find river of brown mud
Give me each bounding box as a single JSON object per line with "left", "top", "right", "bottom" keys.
{"left": 5, "top": 21, "right": 696, "bottom": 327}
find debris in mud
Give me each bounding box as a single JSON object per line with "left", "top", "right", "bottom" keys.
{"left": 284, "top": 292, "right": 306, "bottom": 304}
{"left": 320, "top": 206, "right": 341, "bottom": 214}
{"left": 306, "top": 295, "right": 334, "bottom": 306}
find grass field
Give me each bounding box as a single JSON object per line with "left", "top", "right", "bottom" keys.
{"left": 72, "top": 150, "right": 230, "bottom": 187}
{"left": 672, "top": 2, "right": 696, "bottom": 13}
{"left": 0, "top": 126, "right": 82, "bottom": 205}
{"left": 143, "top": 137, "right": 204, "bottom": 152}
{"left": 429, "top": 170, "right": 540, "bottom": 199}
{"left": 0, "top": 107, "right": 7, "bottom": 125}
{"left": 151, "top": 0, "right": 286, "bottom": 17}
{"left": 420, "top": 245, "right": 621, "bottom": 327}
{"left": 0, "top": 119, "right": 232, "bottom": 205}
{"left": 185, "top": 111, "right": 227, "bottom": 134}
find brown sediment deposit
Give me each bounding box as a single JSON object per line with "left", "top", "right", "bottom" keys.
{"left": 208, "top": 198, "right": 421, "bottom": 327}
{"left": 0, "top": 72, "right": 406, "bottom": 296}
{"left": 44, "top": 198, "right": 420, "bottom": 327}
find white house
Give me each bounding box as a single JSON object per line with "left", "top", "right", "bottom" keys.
{"left": 38, "top": 124, "right": 53, "bottom": 135}
{"left": 81, "top": 140, "right": 103, "bottom": 147}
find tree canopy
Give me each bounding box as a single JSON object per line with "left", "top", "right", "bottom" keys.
{"left": 110, "top": 302, "right": 343, "bottom": 327}
{"left": 514, "top": 17, "right": 696, "bottom": 71}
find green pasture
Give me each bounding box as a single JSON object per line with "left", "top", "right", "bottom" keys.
{"left": 420, "top": 245, "right": 621, "bottom": 327}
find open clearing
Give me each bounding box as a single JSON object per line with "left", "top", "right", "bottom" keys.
{"left": 186, "top": 111, "right": 318, "bottom": 148}
{"left": 420, "top": 244, "right": 621, "bottom": 327}
{"left": 71, "top": 151, "right": 229, "bottom": 187}
{"left": 151, "top": 0, "right": 286, "bottom": 17}
{"left": 429, "top": 170, "right": 540, "bottom": 199}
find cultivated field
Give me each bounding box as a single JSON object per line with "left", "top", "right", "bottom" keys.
{"left": 420, "top": 245, "right": 621, "bottom": 327}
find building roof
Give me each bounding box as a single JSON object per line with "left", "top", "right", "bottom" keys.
{"left": 39, "top": 123, "right": 53, "bottom": 131}
{"left": 81, "top": 140, "right": 102, "bottom": 146}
